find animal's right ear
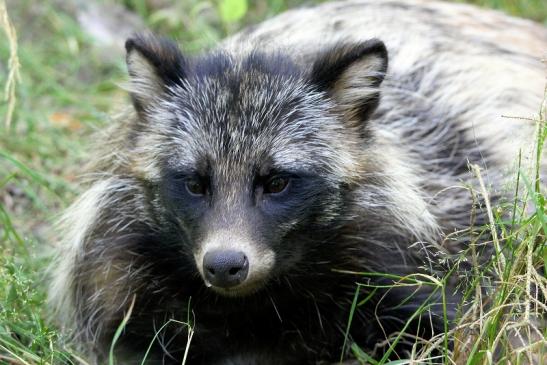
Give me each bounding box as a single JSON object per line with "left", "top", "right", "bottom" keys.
{"left": 125, "top": 33, "right": 187, "bottom": 112}
{"left": 310, "top": 40, "right": 388, "bottom": 128}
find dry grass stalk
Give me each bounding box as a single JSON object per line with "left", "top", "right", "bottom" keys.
{"left": 0, "top": 0, "right": 20, "bottom": 128}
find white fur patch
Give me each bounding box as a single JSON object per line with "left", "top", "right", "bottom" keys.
{"left": 48, "top": 179, "right": 113, "bottom": 327}
{"left": 194, "top": 229, "right": 276, "bottom": 297}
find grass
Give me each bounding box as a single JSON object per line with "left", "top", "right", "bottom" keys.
{"left": 458, "top": 0, "right": 547, "bottom": 23}
{"left": 0, "top": 0, "right": 545, "bottom": 363}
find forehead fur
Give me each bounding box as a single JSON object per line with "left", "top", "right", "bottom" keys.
{"left": 132, "top": 50, "right": 365, "bottom": 182}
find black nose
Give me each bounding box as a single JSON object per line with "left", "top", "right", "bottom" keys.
{"left": 203, "top": 250, "right": 249, "bottom": 288}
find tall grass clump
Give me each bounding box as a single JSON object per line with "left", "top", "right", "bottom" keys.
{"left": 341, "top": 94, "right": 546, "bottom": 364}
{"left": 446, "top": 97, "right": 546, "bottom": 364}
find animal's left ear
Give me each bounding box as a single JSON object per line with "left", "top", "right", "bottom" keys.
{"left": 310, "top": 39, "right": 388, "bottom": 125}
{"left": 125, "top": 33, "right": 187, "bottom": 113}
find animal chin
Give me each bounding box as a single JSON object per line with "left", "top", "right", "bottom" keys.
{"left": 204, "top": 277, "right": 267, "bottom": 297}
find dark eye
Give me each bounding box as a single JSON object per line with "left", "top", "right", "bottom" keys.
{"left": 264, "top": 176, "right": 289, "bottom": 194}
{"left": 185, "top": 178, "right": 206, "bottom": 196}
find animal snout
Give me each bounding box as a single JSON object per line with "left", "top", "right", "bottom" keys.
{"left": 203, "top": 250, "right": 249, "bottom": 288}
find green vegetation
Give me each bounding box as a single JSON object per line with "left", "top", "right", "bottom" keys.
{"left": 459, "top": 0, "right": 547, "bottom": 23}
{"left": 1, "top": 0, "right": 545, "bottom": 363}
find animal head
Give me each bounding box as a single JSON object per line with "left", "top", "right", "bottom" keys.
{"left": 124, "top": 33, "right": 388, "bottom": 297}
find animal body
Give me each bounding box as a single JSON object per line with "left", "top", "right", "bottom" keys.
{"left": 49, "top": 0, "right": 546, "bottom": 364}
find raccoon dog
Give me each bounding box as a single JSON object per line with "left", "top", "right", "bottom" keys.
{"left": 49, "top": 0, "right": 546, "bottom": 364}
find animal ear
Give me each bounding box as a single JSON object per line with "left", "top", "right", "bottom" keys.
{"left": 310, "top": 39, "right": 388, "bottom": 126}
{"left": 125, "top": 33, "right": 187, "bottom": 112}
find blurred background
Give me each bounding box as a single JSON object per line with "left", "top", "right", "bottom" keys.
{"left": 0, "top": 0, "right": 545, "bottom": 362}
